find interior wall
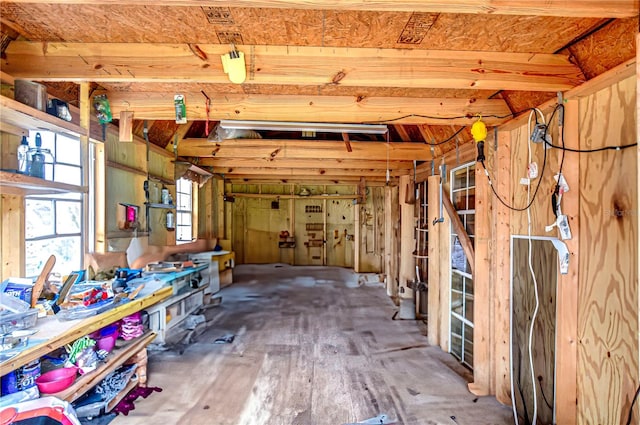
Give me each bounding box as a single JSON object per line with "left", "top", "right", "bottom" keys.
{"left": 576, "top": 75, "right": 638, "bottom": 424}
{"left": 227, "top": 184, "right": 380, "bottom": 271}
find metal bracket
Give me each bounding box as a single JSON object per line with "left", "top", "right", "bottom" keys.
{"left": 557, "top": 91, "right": 564, "bottom": 126}
{"left": 494, "top": 127, "right": 498, "bottom": 151}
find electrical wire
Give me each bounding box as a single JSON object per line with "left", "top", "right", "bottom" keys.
{"left": 525, "top": 109, "right": 542, "bottom": 425}
{"left": 626, "top": 383, "right": 640, "bottom": 425}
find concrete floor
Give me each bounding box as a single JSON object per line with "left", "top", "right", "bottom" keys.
{"left": 112, "top": 264, "right": 512, "bottom": 425}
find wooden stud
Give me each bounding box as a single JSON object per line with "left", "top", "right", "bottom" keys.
{"left": 398, "top": 175, "right": 415, "bottom": 307}
{"left": 119, "top": 110, "right": 134, "bottom": 142}
{"left": 427, "top": 175, "right": 441, "bottom": 346}
{"left": 554, "top": 98, "right": 579, "bottom": 425}
{"left": 384, "top": 184, "right": 399, "bottom": 299}
{"left": 469, "top": 150, "right": 491, "bottom": 396}
{"left": 494, "top": 130, "right": 512, "bottom": 405}
{"left": 438, "top": 181, "right": 451, "bottom": 352}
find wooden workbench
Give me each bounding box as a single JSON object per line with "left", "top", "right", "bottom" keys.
{"left": 0, "top": 285, "right": 172, "bottom": 374}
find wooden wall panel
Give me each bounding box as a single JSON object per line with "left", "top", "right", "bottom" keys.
{"left": 511, "top": 238, "right": 557, "bottom": 425}
{"left": 357, "top": 186, "right": 385, "bottom": 273}
{"left": 244, "top": 198, "right": 289, "bottom": 264}
{"left": 0, "top": 195, "right": 24, "bottom": 280}
{"left": 325, "top": 199, "right": 355, "bottom": 268}
{"left": 577, "top": 76, "right": 638, "bottom": 425}
{"left": 509, "top": 117, "right": 560, "bottom": 237}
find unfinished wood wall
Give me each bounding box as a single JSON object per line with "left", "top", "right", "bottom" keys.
{"left": 227, "top": 184, "right": 379, "bottom": 271}
{"left": 576, "top": 75, "right": 638, "bottom": 425}
{"left": 511, "top": 237, "right": 557, "bottom": 425}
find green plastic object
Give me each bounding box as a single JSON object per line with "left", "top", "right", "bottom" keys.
{"left": 93, "top": 94, "right": 113, "bottom": 124}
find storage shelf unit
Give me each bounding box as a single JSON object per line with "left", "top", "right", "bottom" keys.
{"left": 0, "top": 286, "right": 172, "bottom": 373}
{"left": 0, "top": 95, "right": 87, "bottom": 138}
{"left": 51, "top": 331, "right": 157, "bottom": 402}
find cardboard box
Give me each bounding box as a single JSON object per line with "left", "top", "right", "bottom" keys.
{"left": 15, "top": 80, "right": 47, "bottom": 111}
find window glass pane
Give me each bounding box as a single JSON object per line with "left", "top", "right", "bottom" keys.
{"left": 451, "top": 237, "right": 466, "bottom": 271}
{"left": 452, "top": 191, "right": 466, "bottom": 210}
{"left": 465, "top": 214, "right": 475, "bottom": 236}
{"left": 55, "top": 201, "right": 82, "bottom": 234}
{"left": 177, "top": 193, "right": 191, "bottom": 210}
{"left": 25, "top": 199, "right": 55, "bottom": 238}
{"left": 176, "top": 226, "right": 191, "bottom": 242}
{"left": 26, "top": 236, "right": 81, "bottom": 277}
{"left": 453, "top": 168, "right": 467, "bottom": 190}
{"left": 468, "top": 167, "right": 475, "bottom": 187}
{"left": 451, "top": 315, "right": 463, "bottom": 336}
{"left": 177, "top": 211, "right": 191, "bottom": 225}
{"left": 55, "top": 135, "right": 81, "bottom": 165}
{"left": 465, "top": 293, "right": 474, "bottom": 320}
{"left": 451, "top": 289, "right": 463, "bottom": 316}
{"left": 54, "top": 164, "right": 82, "bottom": 185}
{"left": 452, "top": 272, "right": 463, "bottom": 291}
{"left": 467, "top": 187, "right": 476, "bottom": 210}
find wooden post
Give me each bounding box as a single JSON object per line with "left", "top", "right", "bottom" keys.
{"left": 555, "top": 99, "right": 579, "bottom": 425}
{"left": 469, "top": 148, "right": 491, "bottom": 396}
{"left": 384, "top": 184, "right": 399, "bottom": 299}
{"left": 79, "top": 83, "right": 92, "bottom": 253}
{"left": 94, "top": 142, "right": 106, "bottom": 253}
{"left": 427, "top": 175, "right": 441, "bottom": 346}
{"left": 354, "top": 201, "right": 361, "bottom": 273}
{"left": 119, "top": 111, "right": 134, "bottom": 142}
{"left": 494, "top": 130, "right": 512, "bottom": 404}
{"left": 438, "top": 181, "right": 451, "bottom": 352}
{"left": 216, "top": 178, "right": 225, "bottom": 239}
{"left": 398, "top": 174, "right": 416, "bottom": 318}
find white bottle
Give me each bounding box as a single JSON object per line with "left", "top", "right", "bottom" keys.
{"left": 17, "top": 136, "right": 29, "bottom": 174}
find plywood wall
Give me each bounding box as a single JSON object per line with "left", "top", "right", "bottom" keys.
{"left": 577, "top": 75, "right": 638, "bottom": 425}
{"left": 511, "top": 237, "right": 557, "bottom": 425}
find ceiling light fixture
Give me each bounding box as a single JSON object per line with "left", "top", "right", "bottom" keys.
{"left": 219, "top": 120, "right": 388, "bottom": 135}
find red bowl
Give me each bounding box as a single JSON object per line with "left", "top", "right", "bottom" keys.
{"left": 35, "top": 367, "right": 77, "bottom": 394}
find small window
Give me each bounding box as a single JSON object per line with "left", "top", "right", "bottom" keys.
{"left": 175, "top": 178, "right": 193, "bottom": 244}
{"left": 24, "top": 131, "right": 84, "bottom": 276}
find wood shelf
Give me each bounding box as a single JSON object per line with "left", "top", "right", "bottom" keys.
{"left": 0, "top": 95, "right": 88, "bottom": 138}
{"left": 0, "top": 170, "right": 88, "bottom": 196}
{"left": 51, "top": 331, "right": 157, "bottom": 403}
{"left": 107, "top": 375, "right": 139, "bottom": 412}
{"left": 145, "top": 202, "right": 175, "bottom": 209}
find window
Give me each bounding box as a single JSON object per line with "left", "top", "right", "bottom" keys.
{"left": 449, "top": 162, "right": 475, "bottom": 368}
{"left": 24, "top": 131, "right": 84, "bottom": 276}
{"left": 175, "top": 178, "right": 193, "bottom": 244}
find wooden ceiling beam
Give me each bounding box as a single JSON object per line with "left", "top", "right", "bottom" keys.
{"left": 197, "top": 157, "right": 412, "bottom": 170}
{"left": 103, "top": 92, "right": 511, "bottom": 125}
{"left": 211, "top": 167, "right": 403, "bottom": 178}
{"left": 4, "top": 42, "right": 584, "bottom": 92}
{"left": 223, "top": 175, "right": 391, "bottom": 185}
{"left": 3, "top": 1, "right": 636, "bottom": 18}
{"left": 178, "top": 138, "right": 430, "bottom": 161}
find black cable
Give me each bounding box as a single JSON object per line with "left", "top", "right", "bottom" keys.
{"left": 626, "top": 383, "right": 640, "bottom": 425}
{"left": 546, "top": 141, "right": 637, "bottom": 153}
{"left": 361, "top": 108, "right": 538, "bottom": 125}
{"left": 424, "top": 126, "right": 466, "bottom": 146}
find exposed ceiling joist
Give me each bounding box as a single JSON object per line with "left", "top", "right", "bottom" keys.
{"left": 197, "top": 158, "right": 413, "bottom": 170}
{"left": 3, "top": 0, "right": 637, "bottom": 18}
{"left": 224, "top": 175, "right": 391, "bottom": 185}
{"left": 3, "top": 42, "right": 584, "bottom": 92}
{"left": 210, "top": 167, "right": 404, "bottom": 178}
{"left": 178, "top": 139, "right": 431, "bottom": 161}
{"left": 105, "top": 93, "right": 511, "bottom": 125}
